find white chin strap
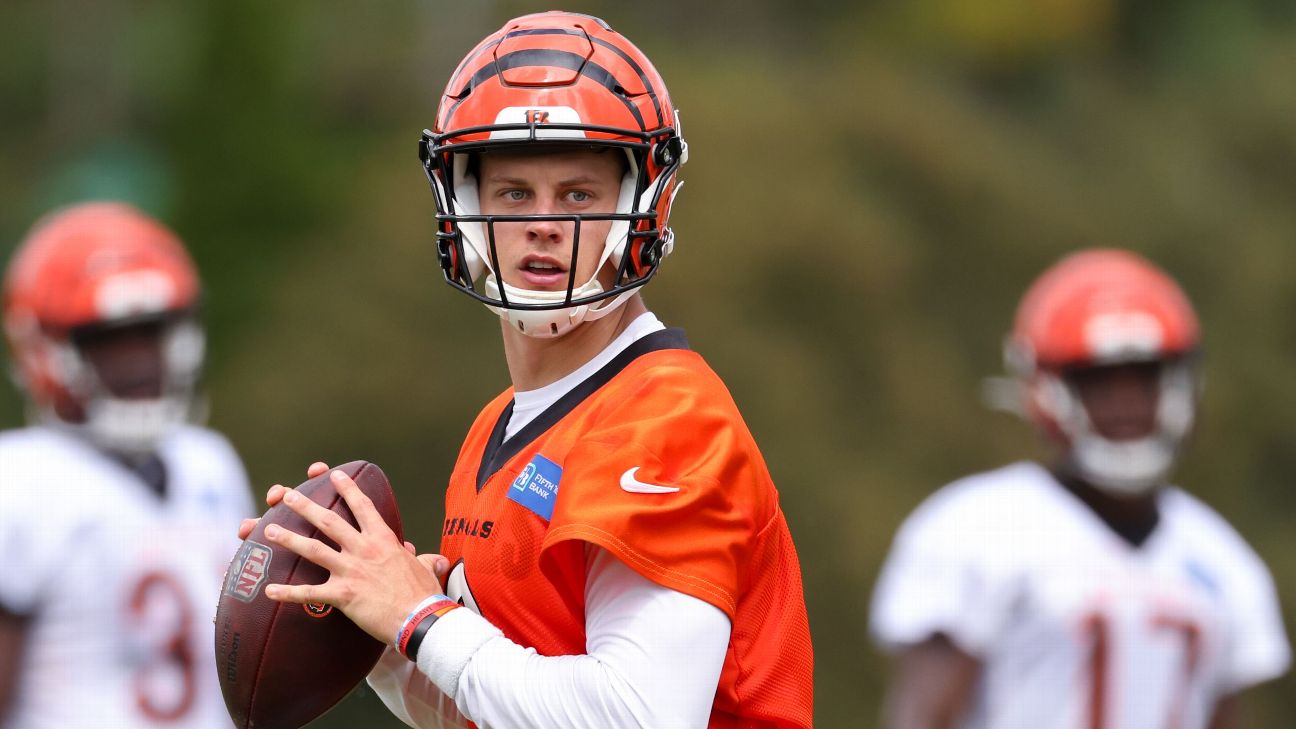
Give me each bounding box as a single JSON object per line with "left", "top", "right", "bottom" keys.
{"left": 483, "top": 275, "right": 599, "bottom": 338}
{"left": 1037, "top": 361, "right": 1196, "bottom": 496}
{"left": 80, "top": 397, "right": 193, "bottom": 455}
{"left": 1067, "top": 432, "right": 1179, "bottom": 496}
{"left": 43, "top": 320, "right": 205, "bottom": 456}
{"left": 483, "top": 274, "right": 646, "bottom": 339}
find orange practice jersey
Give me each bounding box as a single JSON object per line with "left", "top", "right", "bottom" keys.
{"left": 439, "top": 329, "right": 814, "bottom": 728}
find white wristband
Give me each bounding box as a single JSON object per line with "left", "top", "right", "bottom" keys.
{"left": 415, "top": 607, "right": 503, "bottom": 700}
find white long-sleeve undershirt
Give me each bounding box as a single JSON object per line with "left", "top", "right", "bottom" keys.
{"left": 367, "top": 546, "right": 732, "bottom": 728}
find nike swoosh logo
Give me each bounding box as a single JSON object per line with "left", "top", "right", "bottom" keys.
{"left": 619, "top": 467, "right": 680, "bottom": 494}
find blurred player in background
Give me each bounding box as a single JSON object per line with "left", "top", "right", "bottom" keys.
{"left": 869, "top": 248, "right": 1290, "bottom": 729}
{"left": 239, "top": 10, "right": 814, "bottom": 729}
{"left": 0, "top": 202, "right": 253, "bottom": 728}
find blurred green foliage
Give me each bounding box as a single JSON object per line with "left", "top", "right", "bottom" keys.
{"left": 2, "top": 1, "right": 1294, "bottom": 726}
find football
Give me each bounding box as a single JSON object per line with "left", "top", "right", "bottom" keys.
{"left": 214, "top": 460, "right": 404, "bottom": 729}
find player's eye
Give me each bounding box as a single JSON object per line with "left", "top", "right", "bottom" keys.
{"left": 567, "top": 190, "right": 591, "bottom": 203}
{"left": 504, "top": 189, "right": 527, "bottom": 202}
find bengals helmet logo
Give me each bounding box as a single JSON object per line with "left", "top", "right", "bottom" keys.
{"left": 524, "top": 109, "right": 550, "bottom": 125}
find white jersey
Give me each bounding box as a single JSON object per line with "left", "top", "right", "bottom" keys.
{"left": 870, "top": 461, "right": 1290, "bottom": 729}
{"left": 0, "top": 425, "right": 254, "bottom": 729}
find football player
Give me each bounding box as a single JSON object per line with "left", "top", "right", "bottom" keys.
{"left": 237, "top": 11, "right": 814, "bottom": 729}
{"left": 0, "top": 202, "right": 253, "bottom": 728}
{"left": 869, "top": 249, "right": 1290, "bottom": 729}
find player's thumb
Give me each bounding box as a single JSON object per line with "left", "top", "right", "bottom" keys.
{"left": 416, "top": 553, "right": 451, "bottom": 581}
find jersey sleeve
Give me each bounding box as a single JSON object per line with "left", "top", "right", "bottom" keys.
{"left": 0, "top": 448, "right": 80, "bottom": 614}
{"left": 1218, "top": 541, "right": 1291, "bottom": 692}
{"left": 539, "top": 367, "right": 772, "bottom": 619}
{"left": 869, "top": 487, "right": 1018, "bottom": 658}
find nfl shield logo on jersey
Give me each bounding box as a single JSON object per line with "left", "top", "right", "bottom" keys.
{"left": 224, "top": 540, "right": 273, "bottom": 602}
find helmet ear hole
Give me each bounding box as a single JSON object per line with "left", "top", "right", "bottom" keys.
{"left": 637, "top": 237, "right": 661, "bottom": 273}
{"left": 653, "top": 137, "right": 683, "bottom": 168}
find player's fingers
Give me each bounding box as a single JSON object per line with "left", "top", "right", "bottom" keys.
{"left": 266, "top": 484, "right": 287, "bottom": 507}
{"left": 280, "top": 488, "right": 362, "bottom": 550}
{"left": 330, "top": 469, "right": 389, "bottom": 535}
{"left": 403, "top": 540, "right": 417, "bottom": 556}
{"left": 264, "top": 581, "right": 327, "bottom": 605}
{"left": 264, "top": 522, "right": 344, "bottom": 572}
{"left": 416, "top": 553, "right": 451, "bottom": 580}
{"left": 238, "top": 517, "right": 259, "bottom": 540}
{"left": 306, "top": 461, "right": 330, "bottom": 479}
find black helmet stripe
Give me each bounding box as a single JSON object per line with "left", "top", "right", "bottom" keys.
{"left": 445, "top": 29, "right": 579, "bottom": 94}
{"left": 450, "top": 29, "right": 587, "bottom": 99}
{"left": 447, "top": 38, "right": 504, "bottom": 92}
{"left": 493, "top": 31, "right": 664, "bottom": 127}
{"left": 590, "top": 38, "right": 664, "bottom": 128}
{"left": 456, "top": 49, "right": 646, "bottom": 131}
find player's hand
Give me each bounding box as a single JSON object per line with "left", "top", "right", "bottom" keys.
{"left": 236, "top": 463, "right": 417, "bottom": 557}
{"left": 260, "top": 468, "right": 449, "bottom": 644}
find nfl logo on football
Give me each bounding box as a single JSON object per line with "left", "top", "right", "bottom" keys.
{"left": 224, "top": 541, "right": 273, "bottom": 603}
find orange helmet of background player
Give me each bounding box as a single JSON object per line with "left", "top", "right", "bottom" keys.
{"left": 3, "top": 202, "right": 205, "bottom": 453}
{"left": 1005, "top": 248, "right": 1200, "bottom": 494}
{"left": 420, "top": 11, "right": 687, "bottom": 338}
{"left": 1012, "top": 248, "right": 1199, "bottom": 368}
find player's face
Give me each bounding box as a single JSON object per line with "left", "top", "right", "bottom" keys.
{"left": 1068, "top": 361, "right": 1161, "bottom": 441}
{"left": 73, "top": 320, "right": 167, "bottom": 399}
{"left": 476, "top": 148, "right": 624, "bottom": 292}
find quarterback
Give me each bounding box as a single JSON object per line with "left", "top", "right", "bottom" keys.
{"left": 869, "top": 249, "right": 1290, "bottom": 729}
{"left": 0, "top": 203, "right": 253, "bottom": 727}
{"left": 240, "top": 11, "right": 814, "bottom": 729}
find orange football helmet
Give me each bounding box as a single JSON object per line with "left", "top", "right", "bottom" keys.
{"left": 3, "top": 202, "right": 205, "bottom": 453}
{"left": 1005, "top": 249, "right": 1200, "bottom": 494}
{"left": 420, "top": 11, "right": 686, "bottom": 337}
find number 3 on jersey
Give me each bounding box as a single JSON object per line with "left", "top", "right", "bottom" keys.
{"left": 127, "top": 571, "right": 197, "bottom": 722}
